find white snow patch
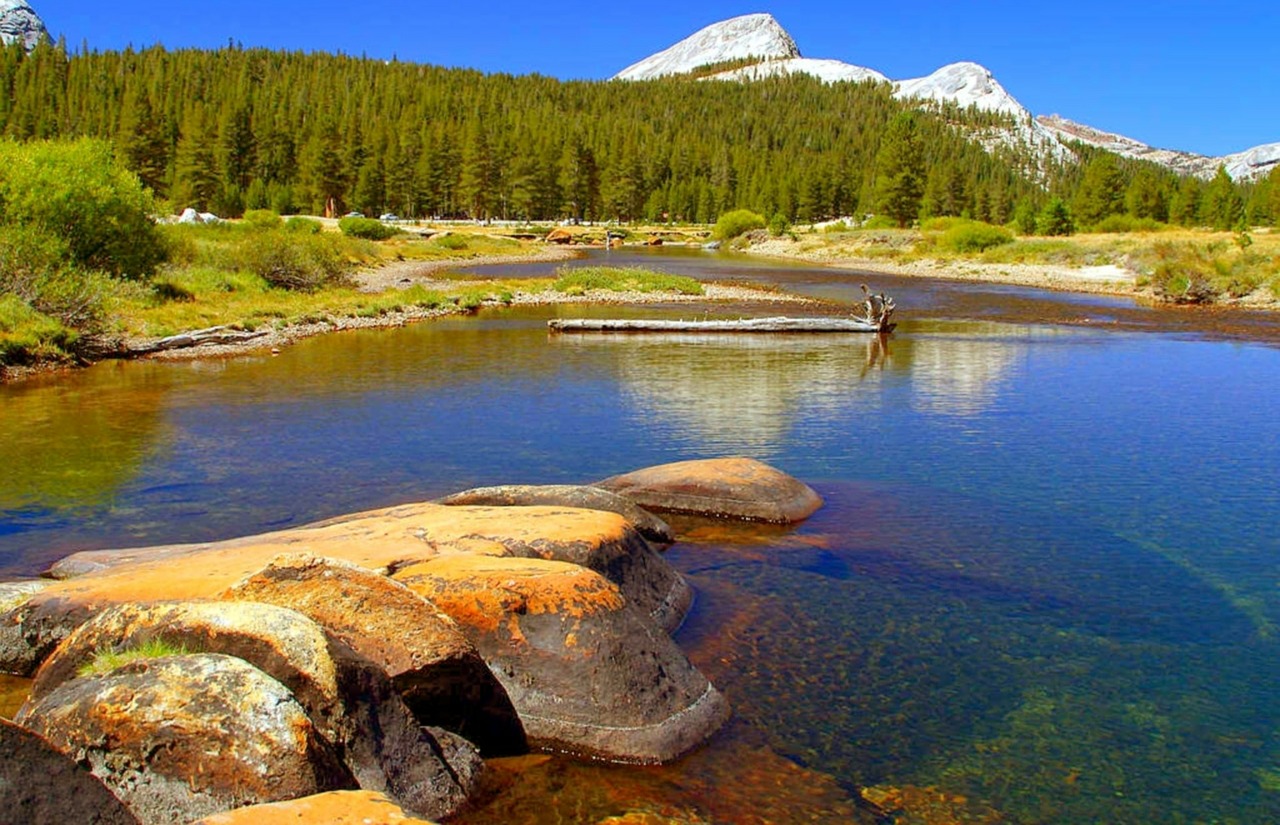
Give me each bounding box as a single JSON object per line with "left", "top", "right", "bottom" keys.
{"left": 614, "top": 13, "right": 800, "bottom": 81}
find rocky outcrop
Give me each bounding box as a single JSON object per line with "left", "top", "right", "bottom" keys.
{"left": 0, "top": 717, "right": 139, "bottom": 824}
{"left": 0, "top": 580, "right": 50, "bottom": 674}
{"left": 191, "top": 790, "right": 439, "bottom": 825}
{"left": 0, "top": 1, "right": 48, "bottom": 51}
{"left": 18, "top": 653, "right": 353, "bottom": 824}
{"left": 394, "top": 555, "right": 729, "bottom": 764}
{"left": 437, "top": 484, "right": 675, "bottom": 545}
{"left": 23, "top": 600, "right": 482, "bottom": 822}
{"left": 221, "top": 554, "right": 524, "bottom": 755}
{"left": 595, "top": 456, "right": 823, "bottom": 523}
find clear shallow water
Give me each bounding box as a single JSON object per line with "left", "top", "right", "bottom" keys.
{"left": 4, "top": 251, "right": 1280, "bottom": 822}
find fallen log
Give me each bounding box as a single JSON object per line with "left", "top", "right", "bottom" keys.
{"left": 144, "top": 325, "right": 271, "bottom": 352}
{"left": 548, "top": 316, "right": 893, "bottom": 334}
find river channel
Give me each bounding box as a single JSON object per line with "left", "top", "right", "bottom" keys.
{"left": 3, "top": 248, "right": 1280, "bottom": 822}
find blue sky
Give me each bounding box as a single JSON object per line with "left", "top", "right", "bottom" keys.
{"left": 37, "top": 1, "right": 1278, "bottom": 158}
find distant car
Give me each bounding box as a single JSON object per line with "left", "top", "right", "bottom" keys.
{"left": 379, "top": 213, "right": 399, "bottom": 221}
{"left": 344, "top": 211, "right": 363, "bottom": 218}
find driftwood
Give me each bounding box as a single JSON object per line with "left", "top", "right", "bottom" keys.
{"left": 549, "top": 316, "right": 890, "bottom": 334}
{"left": 144, "top": 325, "right": 270, "bottom": 352}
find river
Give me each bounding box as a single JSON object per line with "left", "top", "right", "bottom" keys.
{"left": 3, "top": 248, "right": 1280, "bottom": 822}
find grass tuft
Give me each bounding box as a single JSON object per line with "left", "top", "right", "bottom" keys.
{"left": 78, "top": 638, "right": 192, "bottom": 677}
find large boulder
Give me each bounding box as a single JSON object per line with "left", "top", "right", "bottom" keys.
{"left": 0, "top": 580, "right": 50, "bottom": 675}
{"left": 191, "top": 790, "right": 438, "bottom": 825}
{"left": 28, "top": 502, "right": 692, "bottom": 646}
{"left": 436, "top": 484, "right": 675, "bottom": 545}
{"left": 594, "top": 457, "right": 823, "bottom": 523}
{"left": 23, "top": 600, "right": 481, "bottom": 821}
{"left": 17, "top": 653, "right": 352, "bottom": 824}
{"left": 221, "top": 554, "right": 524, "bottom": 756}
{"left": 0, "top": 717, "right": 139, "bottom": 824}
{"left": 394, "top": 555, "right": 729, "bottom": 764}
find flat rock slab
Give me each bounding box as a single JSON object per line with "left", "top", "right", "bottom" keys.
{"left": 18, "top": 653, "right": 352, "bottom": 825}
{"left": 18, "top": 502, "right": 689, "bottom": 667}
{"left": 0, "top": 717, "right": 139, "bottom": 824}
{"left": 222, "top": 553, "right": 524, "bottom": 756}
{"left": 192, "top": 790, "right": 439, "bottom": 825}
{"left": 394, "top": 555, "right": 729, "bottom": 764}
{"left": 595, "top": 457, "right": 823, "bottom": 523}
{"left": 437, "top": 484, "right": 675, "bottom": 545}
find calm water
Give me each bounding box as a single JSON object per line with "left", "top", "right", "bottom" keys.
{"left": 4, "top": 249, "right": 1280, "bottom": 822}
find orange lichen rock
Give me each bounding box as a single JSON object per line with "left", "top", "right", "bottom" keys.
{"left": 595, "top": 456, "right": 823, "bottom": 524}
{"left": 393, "top": 555, "right": 728, "bottom": 764}
{"left": 18, "top": 653, "right": 352, "bottom": 824}
{"left": 192, "top": 790, "right": 439, "bottom": 824}
{"left": 221, "top": 553, "right": 524, "bottom": 755}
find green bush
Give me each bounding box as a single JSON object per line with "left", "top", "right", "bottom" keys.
{"left": 241, "top": 209, "right": 283, "bottom": 231}
{"left": 941, "top": 221, "right": 1014, "bottom": 253}
{"left": 238, "top": 232, "right": 352, "bottom": 291}
{"left": 432, "top": 233, "right": 469, "bottom": 250}
{"left": 339, "top": 216, "right": 400, "bottom": 240}
{"left": 712, "top": 209, "right": 766, "bottom": 240}
{"left": 0, "top": 225, "right": 112, "bottom": 332}
{"left": 768, "top": 213, "right": 791, "bottom": 236}
{"left": 1091, "top": 214, "right": 1168, "bottom": 234}
{"left": 920, "top": 216, "right": 969, "bottom": 232}
{"left": 0, "top": 138, "right": 166, "bottom": 279}
{"left": 1037, "top": 198, "right": 1075, "bottom": 236}
{"left": 861, "top": 215, "right": 900, "bottom": 229}
{"left": 0, "top": 293, "right": 78, "bottom": 364}
{"left": 284, "top": 216, "right": 322, "bottom": 234}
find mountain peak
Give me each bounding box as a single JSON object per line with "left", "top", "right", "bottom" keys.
{"left": 0, "top": 0, "right": 48, "bottom": 51}
{"left": 894, "top": 62, "right": 1025, "bottom": 118}
{"left": 614, "top": 13, "right": 800, "bottom": 81}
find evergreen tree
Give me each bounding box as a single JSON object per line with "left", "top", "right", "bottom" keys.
{"left": 117, "top": 90, "right": 169, "bottom": 194}
{"left": 872, "top": 112, "right": 924, "bottom": 227}
{"left": 1125, "top": 168, "right": 1168, "bottom": 221}
{"left": 1072, "top": 154, "right": 1126, "bottom": 227}
{"left": 1169, "top": 176, "right": 1203, "bottom": 226}
{"left": 171, "top": 120, "right": 221, "bottom": 211}
{"left": 1036, "top": 197, "right": 1075, "bottom": 236}
{"left": 1201, "top": 166, "right": 1243, "bottom": 230}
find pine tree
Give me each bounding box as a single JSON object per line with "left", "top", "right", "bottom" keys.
{"left": 117, "top": 90, "right": 169, "bottom": 195}
{"left": 1169, "top": 176, "right": 1203, "bottom": 226}
{"left": 872, "top": 112, "right": 924, "bottom": 227}
{"left": 1037, "top": 197, "right": 1075, "bottom": 236}
{"left": 1201, "top": 166, "right": 1243, "bottom": 230}
{"left": 1072, "top": 154, "right": 1126, "bottom": 227}
{"left": 171, "top": 120, "right": 221, "bottom": 211}
{"left": 1125, "top": 168, "right": 1168, "bottom": 221}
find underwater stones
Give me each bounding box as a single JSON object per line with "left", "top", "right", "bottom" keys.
{"left": 17, "top": 653, "right": 352, "bottom": 825}
{"left": 394, "top": 555, "right": 729, "bottom": 764}
{"left": 0, "top": 717, "right": 140, "bottom": 824}
{"left": 595, "top": 456, "right": 823, "bottom": 524}
{"left": 191, "top": 790, "right": 440, "bottom": 825}
{"left": 437, "top": 484, "right": 676, "bottom": 545}
{"left": 22, "top": 600, "right": 481, "bottom": 822}
{"left": 222, "top": 553, "right": 525, "bottom": 756}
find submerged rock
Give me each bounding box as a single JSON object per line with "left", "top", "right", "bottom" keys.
{"left": 0, "top": 717, "right": 139, "bottom": 824}
{"left": 191, "top": 790, "right": 439, "bottom": 825}
{"left": 23, "top": 599, "right": 481, "bottom": 821}
{"left": 595, "top": 456, "right": 823, "bottom": 523}
{"left": 222, "top": 553, "right": 524, "bottom": 756}
{"left": 395, "top": 555, "right": 729, "bottom": 764}
{"left": 18, "top": 653, "right": 352, "bottom": 824}
{"left": 437, "top": 484, "right": 675, "bottom": 545}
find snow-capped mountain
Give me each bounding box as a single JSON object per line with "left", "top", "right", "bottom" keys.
{"left": 0, "top": 0, "right": 47, "bottom": 51}
{"left": 615, "top": 14, "right": 1277, "bottom": 181}
{"left": 615, "top": 13, "right": 799, "bottom": 80}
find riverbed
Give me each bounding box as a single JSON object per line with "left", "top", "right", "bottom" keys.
{"left": 4, "top": 248, "right": 1280, "bottom": 822}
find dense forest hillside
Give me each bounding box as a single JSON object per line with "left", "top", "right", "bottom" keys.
{"left": 0, "top": 40, "right": 1271, "bottom": 228}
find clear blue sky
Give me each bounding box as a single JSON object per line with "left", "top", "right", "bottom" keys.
{"left": 37, "top": 1, "right": 1278, "bottom": 158}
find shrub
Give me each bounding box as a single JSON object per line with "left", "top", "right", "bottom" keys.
{"left": 432, "top": 233, "right": 469, "bottom": 250}
{"left": 768, "top": 213, "right": 791, "bottom": 236}
{"left": 338, "top": 216, "right": 400, "bottom": 240}
{"left": 0, "top": 293, "right": 78, "bottom": 364}
{"left": 712, "top": 209, "right": 766, "bottom": 240}
{"left": 861, "top": 214, "right": 900, "bottom": 230}
{"left": 284, "top": 216, "right": 322, "bottom": 235}
{"left": 1092, "top": 214, "right": 1168, "bottom": 234}
{"left": 238, "top": 232, "right": 352, "bottom": 291}
{"left": 0, "top": 225, "right": 112, "bottom": 332}
{"left": 1037, "top": 198, "right": 1075, "bottom": 236}
{"left": 0, "top": 138, "right": 167, "bottom": 279}
{"left": 241, "top": 209, "right": 283, "bottom": 231}
{"left": 920, "top": 216, "right": 969, "bottom": 232}
{"left": 941, "top": 221, "right": 1014, "bottom": 253}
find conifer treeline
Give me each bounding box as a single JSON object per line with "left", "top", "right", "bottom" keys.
{"left": 1, "top": 40, "right": 1271, "bottom": 226}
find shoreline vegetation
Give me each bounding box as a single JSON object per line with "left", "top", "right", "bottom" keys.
{"left": 7, "top": 215, "right": 1280, "bottom": 383}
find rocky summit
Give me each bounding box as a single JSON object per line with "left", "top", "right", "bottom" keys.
{"left": 0, "top": 0, "right": 47, "bottom": 51}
